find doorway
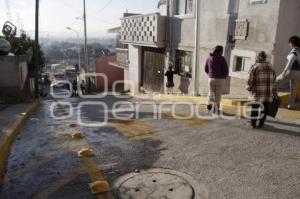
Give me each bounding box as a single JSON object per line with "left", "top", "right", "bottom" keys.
{"left": 142, "top": 47, "right": 165, "bottom": 93}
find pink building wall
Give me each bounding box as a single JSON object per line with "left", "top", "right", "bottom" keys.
{"left": 96, "top": 56, "right": 124, "bottom": 90}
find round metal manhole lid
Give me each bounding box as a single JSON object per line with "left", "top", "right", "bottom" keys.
{"left": 113, "top": 169, "right": 207, "bottom": 199}
{"left": 117, "top": 172, "right": 194, "bottom": 199}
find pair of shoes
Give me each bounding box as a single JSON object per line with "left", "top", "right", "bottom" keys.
{"left": 258, "top": 123, "right": 265, "bottom": 128}
{"left": 247, "top": 121, "right": 257, "bottom": 129}
{"left": 249, "top": 124, "right": 257, "bottom": 129}
{"left": 207, "top": 105, "right": 213, "bottom": 112}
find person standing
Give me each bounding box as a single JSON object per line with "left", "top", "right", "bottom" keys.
{"left": 247, "top": 51, "right": 277, "bottom": 128}
{"left": 80, "top": 80, "right": 86, "bottom": 95}
{"left": 72, "top": 80, "right": 78, "bottom": 97}
{"left": 205, "top": 45, "right": 229, "bottom": 113}
{"left": 277, "top": 36, "right": 300, "bottom": 109}
{"left": 165, "top": 64, "right": 175, "bottom": 94}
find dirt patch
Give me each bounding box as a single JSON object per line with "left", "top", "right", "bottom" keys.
{"left": 161, "top": 112, "right": 210, "bottom": 128}
{"left": 109, "top": 119, "right": 157, "bottom": 140}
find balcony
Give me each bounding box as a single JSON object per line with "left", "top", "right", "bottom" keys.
{"left": 110, "top": 48, "right": 129, "bottom": 69}
{"left": 120, "top": 13, "right": 166, "bottom": 48}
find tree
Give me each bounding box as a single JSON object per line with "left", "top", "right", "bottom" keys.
{"left": 6, "top": 33, "right": 45, "bottom": 74}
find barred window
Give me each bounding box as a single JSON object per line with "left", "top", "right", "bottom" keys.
{"left": 176, "top": 0, "right": 193, "bottom": 15}
{"left": 234, "top": 56, "right": 252, "bottom": 72}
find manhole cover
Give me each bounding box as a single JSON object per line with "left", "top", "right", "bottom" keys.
{"left": 113, "top": 169, "right": 207, "bottom": 199}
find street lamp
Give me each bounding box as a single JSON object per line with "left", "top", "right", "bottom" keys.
{"left": 66, "top": 27, "right": 81, "bottom": 74}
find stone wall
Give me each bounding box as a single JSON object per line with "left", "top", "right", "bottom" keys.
{"left": 0, "top": 55, "right": 29, "bottom": 99}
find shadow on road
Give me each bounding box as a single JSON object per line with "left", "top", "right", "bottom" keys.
{"left": 261, "top": 124, "right": 300, "bottom": 138}
{"left": 267, "top": 120, "right": 300, "bottom": 128}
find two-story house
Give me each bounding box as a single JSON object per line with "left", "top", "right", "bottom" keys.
{"left": 115, "top": 0, "right": 300, "bottom": 97}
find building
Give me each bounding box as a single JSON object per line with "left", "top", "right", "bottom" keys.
{"left": 117, "top": 0, "right": 300, "bottom": 96}
{"left": 95, "top": 56, "right": 124, "bottom": 91}
{"left": 0, "top": 54, "right": 33, "bottom": 100}
{"left": 107, "top": 26, "right": 129, "bottom": 91}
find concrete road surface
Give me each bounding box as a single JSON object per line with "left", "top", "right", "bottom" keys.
{"left": 0, "top": 95, "right": 299, "bottom": 199}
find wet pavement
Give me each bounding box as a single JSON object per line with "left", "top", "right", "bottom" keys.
{"left": 0, "top": 95, "right": 300, "bottom": 199}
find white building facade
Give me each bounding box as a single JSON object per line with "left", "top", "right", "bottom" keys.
{"left": 117, "top": 0, "right": 300, "bottom": 96}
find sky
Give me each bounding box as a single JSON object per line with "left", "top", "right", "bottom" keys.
{"left": 0, "top": 0, "right": 165, "bottom": 39}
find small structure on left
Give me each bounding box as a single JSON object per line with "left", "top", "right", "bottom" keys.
{"left": 0, "top": 21, "right": 34, "bottom": 101}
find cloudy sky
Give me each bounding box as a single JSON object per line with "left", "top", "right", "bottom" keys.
{"left": 0, "top": 0, "right": 165, "bottom": 39}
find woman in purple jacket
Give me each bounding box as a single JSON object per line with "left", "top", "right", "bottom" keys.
{"left": 205, "top": 45, "right": 229, "bottom": 113}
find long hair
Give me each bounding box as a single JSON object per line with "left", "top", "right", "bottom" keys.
{"left": 289, "top": 36, "right": 300, "bottom": 47}
{"left": 210, "top": 45, "right": 224, "bottom": 57}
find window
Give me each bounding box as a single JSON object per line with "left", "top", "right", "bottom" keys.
{"left": 249, "top": 0, "right": 267, "bottom": 5}
{"left": 175, "top": 50, "right": 193, "bottom": 78}
{"left": 176, "top": 0, "right": 193, "bottom": 15}
{"left": 233, "top": 56, "right": 252, "bottom": 72}
{"left": 230, "top": 49, "right": 256, "bottom": 79}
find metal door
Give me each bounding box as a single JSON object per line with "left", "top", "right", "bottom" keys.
{"left": 142, "top": 48, "right": 165, "bottom": 93}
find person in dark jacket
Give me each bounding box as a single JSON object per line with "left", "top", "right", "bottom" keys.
{"left": 205, "top": 45, "right": 229, "bottom": 113}
{"left": 80, "top": 80, "right": 86, "bottom": 95}
{"left": 72, "top": 80, "right": 78, "bottom": 97}
{"left": 165, "top": 64, "right": 175, "bottom": 94}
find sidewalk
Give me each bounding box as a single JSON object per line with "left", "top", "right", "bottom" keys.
{"left": 0, "top": 99, "right": 40, "bottom": 185}
{"left": 150, "top": 92, "right": 300, "bottom": 122}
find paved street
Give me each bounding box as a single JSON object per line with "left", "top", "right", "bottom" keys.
{"left": 0, "top": 95, "right": 300, "bottom": 199}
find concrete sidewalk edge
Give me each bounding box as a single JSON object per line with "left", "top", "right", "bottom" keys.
{"left": 134, "top": 93, "right": 299, "bottom": 121}
{"left": 0, "top": 98, "right": 41, "bottom": 185}
{"left": 151, "top": 92, "right": 295, "bottom": 106}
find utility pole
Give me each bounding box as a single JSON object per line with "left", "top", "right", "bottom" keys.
{"left": 34, "top": 0, "right": 40, "bottom": 97}
{"left": 83, "top": 0, "right": 88, "bottom": 71}
{"left": 66, "top": 27, "right": 81, "bottom": 73}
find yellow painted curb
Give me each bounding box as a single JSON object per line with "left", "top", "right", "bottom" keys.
{"left": 153, "top": 94, "right": 207, "bottom": 104}
{"left": 278, "top": 83, "right": 300, "bottom": 105}
{"left": 150, "top": 94, "right": 299, "bottom": 121}
{"left": 0, "top": 98, "right": 41, "bottom": 185}
{"left": 152, "top": 94, "right": 248, "bottom": 106}
{"left": 278, "top": 92, "right": 290, "bottom": 105}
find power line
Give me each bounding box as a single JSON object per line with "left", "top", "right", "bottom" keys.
{"left": 96, "top": 0, "right": 114, "bottom": 13}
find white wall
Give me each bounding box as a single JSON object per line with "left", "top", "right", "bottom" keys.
{"left": 197, "top": 0, "right": 233, "bottom": 95}
{"left": 128, "top": 44, "right": 142, "bottom": 94}
{"left": 228, "top": 0, "right": 281, "bottom": 96}
{"left": 274, "top": 0, "right": 300, "bottom": 75}
{"left": 167, "top": 0, "right": 196, "bottom": 95}
{"left": 234, "top": 0, "right": 281, "bottom": 52}
{"left": 169, "top": 0, "right": 196, "bottom": 51}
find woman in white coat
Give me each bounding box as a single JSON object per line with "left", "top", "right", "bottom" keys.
{"left": 277, "top": 36, "right": 300, "bottom": 109}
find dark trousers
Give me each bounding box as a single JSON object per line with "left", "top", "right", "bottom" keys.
{"left": 251, "top": 102, "right": 270, "bottom": 127}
